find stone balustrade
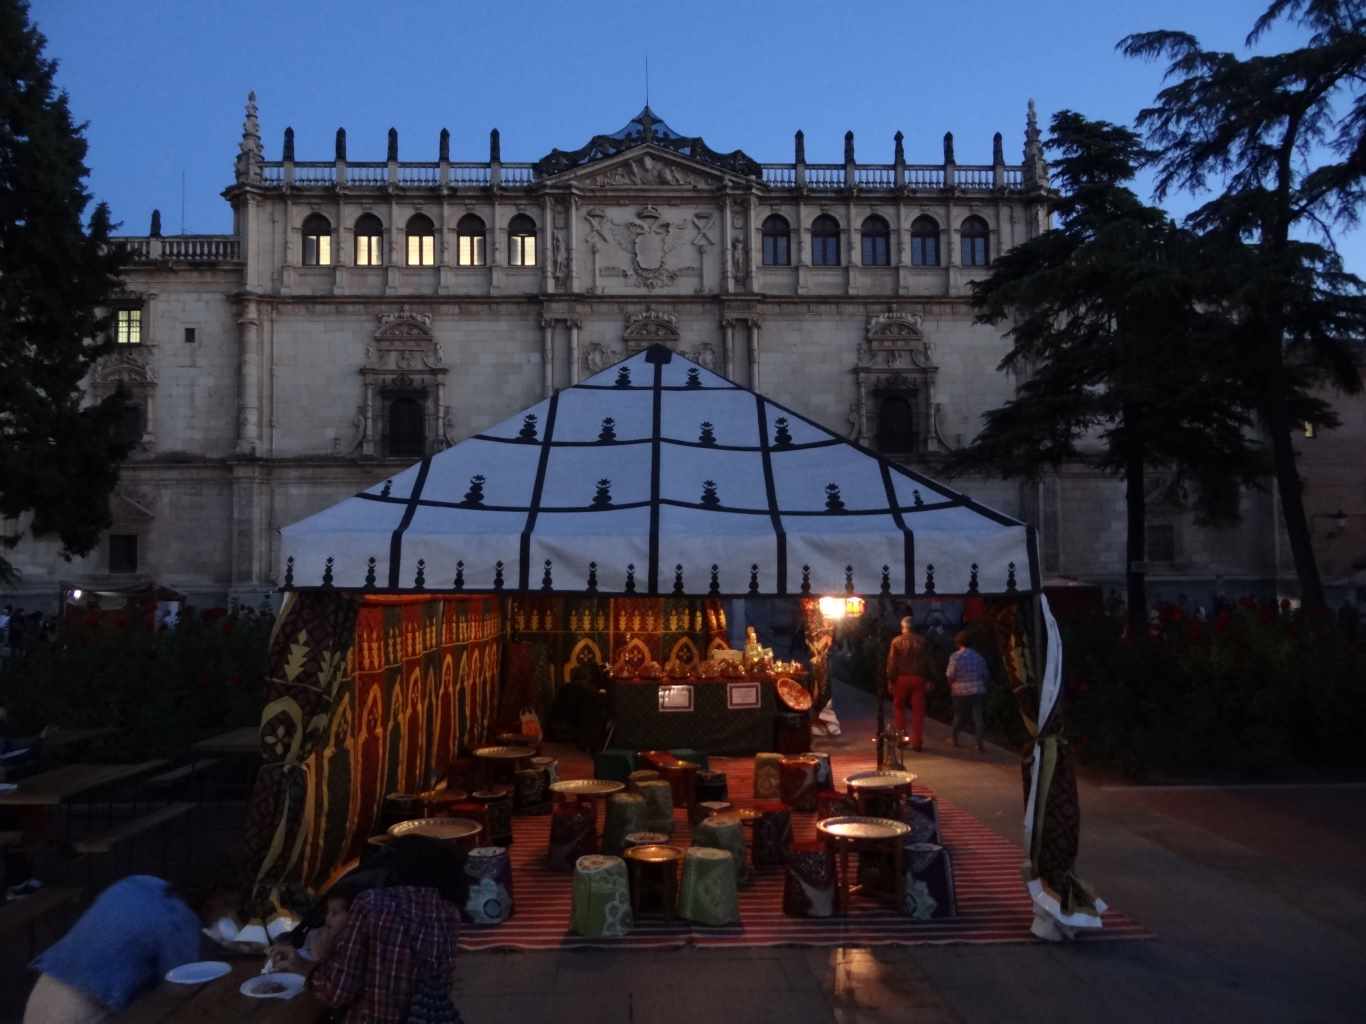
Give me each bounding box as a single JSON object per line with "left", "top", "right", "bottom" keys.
{"left": 114, "top": 236, "right": 241, "bottom": 262}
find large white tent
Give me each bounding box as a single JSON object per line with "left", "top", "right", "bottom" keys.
{"left": 281, "top": 345, "right": 1038, "bottom": 597}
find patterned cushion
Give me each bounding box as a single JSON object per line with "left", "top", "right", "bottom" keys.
{"left": 594, "top": 749, "right": 637, "bottom": 783}
{"left": 529, "top": 756, "right": 559, "bottom": 784}
{"left": 547, "top": 798, "right": 597, "bottom": 872}
{"left": 636, "top": 779, "right": 675, "bottom": 836}
{"left": 464, "top": 846, "right": 513, "bottom": 924}
{"left": 783, "top": 844, "right": 835, "bottom": 918}
{"left": 902, "top": 841, "right": 956, "bottom": 919}
{"left": 753, "top": 806, "right": 793, "bottom": 868}
{"left": 753, "top": 753, "right": 782, "bottom": 799}
{"left": 628, "top": 769, "right": 661, "bottom": 788}
{"left": 571, "top": 855, "right": 633, "bottom": 937}
{"left": 513, "top": 767, "right": 550, "bottom": 814}
{"left": 678, "top": 847, "right": 739, "bottom": 926}
{"left": 473, "top": 790, "right": 513, "bottom": 846}
{"left": 603, "top": 792, "right": 649, "bottom": 855}
{"left": 778, "top": 756, "right": 820, "bottom": 811}
{"left": 901, "top": 794, "right": 940, "bottom": 845}
{"left": 693, "top": 812, "right": 751, "bottom": 887}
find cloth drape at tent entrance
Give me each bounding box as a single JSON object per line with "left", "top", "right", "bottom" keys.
{"left": 280, "top": 345, "right": 1038, "bottom": 599}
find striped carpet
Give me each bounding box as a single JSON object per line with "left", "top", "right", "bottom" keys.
{"left": 459, "top": 751, "right": 1150, "bottom": 950}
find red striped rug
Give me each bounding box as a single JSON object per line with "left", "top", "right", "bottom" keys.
{"left": 459, "top": 752, "right": 1149, "bottom": 950}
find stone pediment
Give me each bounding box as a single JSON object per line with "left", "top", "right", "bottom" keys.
{"left": 552, "top": 146, "right": 728, "bottom": 190}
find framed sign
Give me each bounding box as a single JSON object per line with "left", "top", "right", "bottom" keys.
{"left": 658, "top": 685, "right": 694, "bottom": 712}
{"left": 727, "top": 682, "right": 761, "bottom": 710}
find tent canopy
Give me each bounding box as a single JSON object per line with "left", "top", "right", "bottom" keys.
{"left": 282, "top": 345, "right": 1037, "bottom": 597}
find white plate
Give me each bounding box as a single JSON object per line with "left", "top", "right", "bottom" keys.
{"left": 0, "top": 783, "right": 17, "bottom": 793}
{"left": 165, "top": 961, "right": 231, "bottom": 984}
{"left": 240, "top": 972, "right": 305, "bottom": 999}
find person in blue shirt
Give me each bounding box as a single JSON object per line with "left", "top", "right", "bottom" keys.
{"left": 945, "top": 631, "right": 991, "bottom": 753}
{"left": 24, "top": 875, "right": 202, "bottom": 1023}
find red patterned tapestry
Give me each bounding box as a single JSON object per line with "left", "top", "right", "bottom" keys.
{"left": 240, "top": 591, "right": 503, "bottom": 909}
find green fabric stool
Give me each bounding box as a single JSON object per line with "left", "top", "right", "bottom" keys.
{"left": 628, "top": 769, "right": 661, "bottom": 790}
{"left": 636, "top": 779, "right": 675, "bottom": 835}
{"left": 593, "top": 749, "right": 637, "bottom": 783}
{"left": 678, "top": 847, "right": 740, "bottom": 926}
{"left": 692, "top": 811, "right": 752, "bottom": 887}
{"left": 603, "top": 791, "right": 649, "bottom": 855}
{"left": 570, "top": 854, "right": 633, "bottom": 938}
{"left": 754, "top": 752, "right": 783, "bottom": 799}
{"left": 668, "top": 748, "right": 709, "bottom": 770}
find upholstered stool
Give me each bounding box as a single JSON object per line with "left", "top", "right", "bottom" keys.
{"left": 806, "top": 752, "right": 833, "bottom": 790}
{"left": 693, "top": 812, "right": 751, "bottom": 887}
{"left": 603, "top": 791, "right": 649, "bottom": 855}
{"left": 753, "top": 805, "right": 793, "bottom": 868}
{"left": 570, "top": 855, "right": 633, "bottom": 937}
{"left": 424, "top": 789, "right": 469, "bottom": 817}
{"left": 903, "top": 842, "right": 956, "bottom": 919}
{"left": 628, "top": 769, "right": 661, "bottom": 790}
{"left": 380, "top": 794, "right": 424, "bottom": 832}
{"left": 660, "top": 760, "right": 699, "bottom": 816}
{"left": 547, "top": 798, "right": 597, "bottom": 872}
{"left": 815, "top": 789, "right": 856, "bottom": 821}
{"left": 903, "top": 794, "right": 940, "bottom": 845}
{"left": 513, "top": 767, "right": 550, "bottom": 815}
{"left": 623, "top": 843, "right": 683, "bottom": 921}
{"left": 530, "top": 755, "right": 559, "bottom": 785}
{"left": 678, "top": 847, "right": 739, "bottom": 926}
{"left": 696, "top": 770, "right": 728, "bottom": 803}
{"left": 593, "top": 748, "right": 637, "bottom": 783}
{"left": 638, "top": 750, "right": 675, "bottom": 772}
{"left": 694, "top": 799, "right": 732, "bottom": 825}
{"left": 636, "top": 779, "right": 675, "bottom": 835}
{"left": 464, "top": 846, "right": 514, "bottom": 923}
{"left": 778, "top": 755, "right": 821, "bottom": 811}
{"left": 473, "top": 789, "right": 513, "bottom": 847}
{"left": 783, "top": 843, "right": 836, "bottom": 918}
{"left": 753, "top": 752, "right": 783, "bottom": 799}
{"left": 774, "top": 711, "right": 811, "bottom": 754}
{"left": 623, "top": 831, "right": 670, "bottom": 850}
{"left": 667, "top": 748, "right": 708, "bottom": 769}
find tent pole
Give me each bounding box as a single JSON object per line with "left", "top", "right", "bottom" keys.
{"left": 1030, "top": 591, "right": 1045, "bottom": 681}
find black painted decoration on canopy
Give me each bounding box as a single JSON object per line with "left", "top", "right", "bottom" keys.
{"left": 968, "top": 563, "right": 979, "bottom": 594}
{"left": 825, "top": 484, "right": 845, "bottom": 512}
{"left": 414, "top": 559, "right": 426, "bottom": 589}
{"left": 845, "top": 565, "right": 854, "bottom": 595}
{"left": 923, "top": 563, "right": 935, "bottom": 595}
{"left": 686, "top": 367, "right": 702, "bottom": 388}
{"left": 673, "top": 564, "right": 685, "bottom": 595}
{"left": 518, "top": 414, "right": 538, "bottom": 442}
{"left": 592, "top": 479, "right": 613, "bottom": 508}
{"left": 615, "top": 366, "right": 631, "bottom": 387}
{"left": 700, "top": 480, "right": 720, "bottom": 508}
{"left": 625, "top": 564, "right": 637, "bottom": 593}
{"left": 698, "top": 421, "right": 717, "bottom": 446}
{"left": 598, "top": 417, "right": 617, "bottom": 442}
{"left": 322, "top": 556, "right": 334, "bottom": 587}
{"left": 709, "top": 564, "right": 720, "bottom": 595}
{"left": 1007, "top": 562, "right": 1017, "bottom": 591}
{"left": 587, "top": 562, "right": 599, "bottom": 592}
{"left": 380, "top": 480, "right": 392, "bottom": 498}
{"left": 773, "top": 417, "right": 794, "bottom": 449}
{"left": 365, "top": 557, "right": 377, "bottom": 589}
{"left": 748, "top": 564, "right": 760, "bottom": 594}
{"left": 454, "top": 561, "right": 465, "bottom": 590}
{"left": 542, "top": 559, "right": 553, "bottom": 591}
{"left": 494, "top": 561, "right": 505, "bottom": 589}
{"left": 881, "top": 565, "right": 891, "bottom": 595}
{"left": 461, "top": 475, "right": 486, "bottom": 507}
{"left": 284, "top": 556, "right": 295, "bottom": 589}
{"left": 801, "top": 565, "right": 811, "bottom": 595}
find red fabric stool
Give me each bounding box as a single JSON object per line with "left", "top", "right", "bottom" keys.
{"left": 783, "top": 842, "right": 835, "bottom": 918}
{"left": 547, "top": 798, "right": 597, "bottom": 872}
{"left": 753, "top": 804, "right": 793, "bottom": 868}
{"left": 638, "top": 750, "right": 675, "bottom": 772}
{"left": 473, "top": 789, "right": 514, "bottom": 847}
{"left": 660, "top": 760, "right": 698, "bottom": 817}
{"left": 778, "top": 756, "right": 820, "bottom": 812}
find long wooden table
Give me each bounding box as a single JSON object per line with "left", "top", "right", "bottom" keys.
{"left": 0, "top": 761, "right": 167, "bottom": 807}
{"left": 609, "top": 677, "right": 780, "bottom": 753}
{"left": 111, "top": 961, "right": 322, "bottom": 1023}
{"left": 193, "top": 727, "right": 260, "bottom": 756}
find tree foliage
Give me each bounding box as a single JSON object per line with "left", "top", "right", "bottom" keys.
{"left": 1119, "top": 0, "right": 1366, "bottom": 609}
{"left": 0, "top": 0, "right": 131, "bottom": 582}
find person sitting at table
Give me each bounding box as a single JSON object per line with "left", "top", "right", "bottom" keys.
{"left": 23, "top": 875, "right": 201, "bottom": 1024}
{"left": 270, "top": 835, "right": 467, "bottom": 1023}
{"left": 302, "top": 888, "right": 353, "bottom": 962}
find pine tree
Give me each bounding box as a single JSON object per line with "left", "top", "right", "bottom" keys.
{"left": 1120, "top": 0, "right": 1366, "bottom": 610}
{"left": 0, "top": 0, "right": 130, "bottom": 582}
{"left": 946, "top": 112, "right": 1266, "bottom": 637}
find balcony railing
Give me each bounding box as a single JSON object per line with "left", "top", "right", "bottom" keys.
{"left": 956, "top": 166, "right": 996, "bottom": 191}
{"left": 761, "top": 164, "right": 796, "bottom": 187}
{"left": 347, "top": 162, "right": 387, "bottom": 186}
{"left": 292, "top": 162, "right": 336, "bottom": 185}
{"left": 449, "top": 163, "right": 491, "bottom": 186}
{"left": 854, "top": 165, "right": 896, "bottom": 190}
{"left": 501, "top": 163, "right": 535, "bottom": 187}
{"left": 113, "top": 235, "right": 240, "bottom": 263}
{"left": 398, "top": 163, "right": 439, "bottom": 186}
{"left": 905, "top": 165, "right": 945, "bottom": 189}
{"left": 806, "top": 165, "right": 844, "bottom": 190}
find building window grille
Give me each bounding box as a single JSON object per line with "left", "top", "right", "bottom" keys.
{"left": 508, "top": 213, "right": 537, "bottom": 267}
{"left": 109, "top": 534, "right": 139, "bottom": 574}
{"left": 761, "top": 214, "right": 791, "bottom": 266}
{"left": 302, "top": 213, "right": 333, "bottom": 266}
{"left": 861, "top": 216, "right": 891, "bottom": 266}
{"left": 183, "top": 327, "right": 196, "bottom": 344}
{"left": 961, "top": 215, "right": 990, "bottom": 267}
{"left": 876, "top": 395, "right": 916, "bottom": 453}
{"left": 386, "top": 396, "right": 426, "bottom": 457}
{"left": 406, "top": 213, "right": 436, "bottom": 267}
{"left": 457, "top": 214, "right": 486, "bottom": 267}
{"left": 911, "top": 215, "right": 940, "bottom": 266}
{"left": 354, "top": 213, "right": 384, "bottom": 267}
{"left": 811, "top": 214, "right": 841, "bottom": 267}
{"left": 115, "top": 308, "right": 142, "bottom": 345}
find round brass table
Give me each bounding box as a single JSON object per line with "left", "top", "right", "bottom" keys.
{"left": 816, "top": 815, "right": 911, "bottom": 915}
{"left": 473, "top": 745, "right": 537, "bottom": 788}
{"left": 845, "top": 770, "right": 917, "bottom": 819}
{"left": 387, "top": 816, "right": 484, "bottom": 849}
{"left": 549, "top": 778, "right": 626, "bottom": 840}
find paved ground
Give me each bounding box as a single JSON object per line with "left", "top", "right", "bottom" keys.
{"left": 7, "top": 681, "right": 1366, "bottom": 1022}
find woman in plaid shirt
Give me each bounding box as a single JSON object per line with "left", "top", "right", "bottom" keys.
{"left": 945, "top": 631, "right": 990, "bottom": 753}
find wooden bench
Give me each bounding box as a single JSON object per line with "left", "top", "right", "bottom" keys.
{"left": 0, "top": 886, "right": 82, "bottom": 957}
{"left": 73, "top": 802, "right": 196, "bottom": 855}
{"left": 145, "top": 759, "right": 220, "bottom": 793}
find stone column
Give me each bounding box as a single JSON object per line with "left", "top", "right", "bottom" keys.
{"left": 235, "top": 296, "right": 261, "bottom": 455}
{"left": 541, "top": 318, "right": 555, "bottom": 398}
{"left": 568, "top": 320, "right": 581, "bottom": 385}
{"left": 747, "top": 320, "right": 761, "bottom": 390}
{"left": 723, "top": 319, "right": 736, "bottom": 379}
{"left": 721, "top": 197, "right": 733, "bottom": 293}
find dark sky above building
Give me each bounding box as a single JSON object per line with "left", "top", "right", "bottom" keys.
{"left": 31, "top": 0, "right": 1363, "bottom": 273}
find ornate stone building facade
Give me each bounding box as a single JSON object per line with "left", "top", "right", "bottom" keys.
{"left": 6, "top": 96, "right": 1358, "bottom": 608}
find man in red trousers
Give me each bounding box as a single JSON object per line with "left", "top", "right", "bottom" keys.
{"left": 885, "top": 616, "right": 932, "bottom": 751}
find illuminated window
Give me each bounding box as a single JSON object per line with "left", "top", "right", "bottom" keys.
{"left": 457, "top": 213, "right": 486, "bottom": 267}
{"left": 961, "top": 215, "right": 990, "bottom": 267}
{"left": 109, "top": 534, "right": 139, "bottom": 574}
{"left": 811, "top": 214, "right": 840, "bottom": 266}
{"left": 911, "top": 215, "right": 940, "bottom": 266}
{"left": 1303, "top": 421, "right": 1316, "bottom": 439}
{"left": 861, "top": 215, "right": 891, "bottom": 266}
{"left": 508, "top": 214, "right": 537, "bottom": 266}
{"left": 115, "top": 308, "right": 142, "bottom": 345}
{"left": 302, "top": 213, "right": 332, "bottom": 266}
{"left": 406, "top": 213, "right": 435, "bottom": 267}
{"left": 354, "top": 213, "right": 384, "bottom": 267}
{"left": 761, "top": 214, "right": 790, "bottom": 266}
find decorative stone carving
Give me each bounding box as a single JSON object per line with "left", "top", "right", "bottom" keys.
{"left": 579, "top": 153, "right": 716, "bottom": 189}
{"left": 593, "top": 205, "right": 689, "bottom": 290}
{"left": 583, "top": 342, "right": 616, "bottom": 373}
{"left": 357, "top": 306, "right": 449, "bottom": 457}
{"left": 375, "top": 305, "right": 434, "bottom": 347}
{"left": 622, "top": 309, "right": 680, "bottom": 354}
{"left": 93, "top": 348, "right": 158, "bottom": 451}
{"left": 851, "top": 309, "right": 938, "bottom": 453}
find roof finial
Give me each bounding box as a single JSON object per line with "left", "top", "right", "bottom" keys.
{"left": 1023, "top": 98, "right": 1048, "bottom": 188}
{"left": 236, "top": 90, "right": 262, "bottom": 184}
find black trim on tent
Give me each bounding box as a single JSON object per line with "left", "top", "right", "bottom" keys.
{"left": 517, "top": 390, "right": 561, "bottom": 590}
{"left": 387, "top": 455, "right": 433, "bottom": 588}
{"left": 879, "top": 460, "right": 916, "bottom": 594}
{"left": 754, "top": 396, "right": 787, "bottom": 593}
{"left": 353, "top": 491, "right": 966, "bottom": 518}
{"left": 646, "top": 346, "right": 668, "bottom": 592}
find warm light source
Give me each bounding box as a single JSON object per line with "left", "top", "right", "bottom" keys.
{"left": 844, "top": 596, "right": 866, "bottom": 618}
{"left": 70, "top": 589, "right": 83, "bottom": 601}
{"left": 817, "top": 595, "right": 846, "bottom": 620}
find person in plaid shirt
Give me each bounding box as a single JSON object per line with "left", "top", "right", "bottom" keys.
{"left": 946, "top": 631, "right": 990, "bottom": 752}
{"left": 272, "top": 837, "right": 465, "bottom": 1023}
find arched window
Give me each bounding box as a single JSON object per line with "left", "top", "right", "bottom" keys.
{"left": 406, "top": 213, "right": 435, "bottom": 267}
{"left": 761, "top": 214, "right": 791, "bottom": 266}
{"left": 910, "top": 215, "right": 940, "bottom": 266}
{"left": 354, "top": 213, "right": 384, "bottom": 267}
{"left": 811, "top": 214, "right": 840, "bottom": 266}
{"left": 877, "top": 395, "right": 916, "bottom": 453}
{"left": 861, "top": 215, "right": 891, "bottom": 266}
{"left": 508, "top": 213, "right": 537, "bottom": 267}
{"left": 301, "top": 213, "right": 332, "bottom": 267}
{"left": 386, "top": 396, "right": 426, "bottom": 457}
{"left": 961, "top": 215, "right": 990, "bottom": 267}
{"left": 457, "top": 214, "right": 486, "bottom": 267}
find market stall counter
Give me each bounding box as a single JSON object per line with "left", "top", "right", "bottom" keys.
{"left": 609, "top": 673, "right": 802, "bottom": 754}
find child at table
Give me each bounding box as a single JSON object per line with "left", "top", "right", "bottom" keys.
{"left": 303, "top": 890, "right": 353, "bottom": 962}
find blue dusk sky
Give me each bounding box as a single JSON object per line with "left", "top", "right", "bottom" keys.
{"left": 30, "top": 0, "right": 1364, "bottom": 274}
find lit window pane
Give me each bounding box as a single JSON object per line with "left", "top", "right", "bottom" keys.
{"left": 318, "top": 235, "right": 332, "bottom": 266}
{"left": 523, "top": 236, "right": 536, "bottom": 266}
